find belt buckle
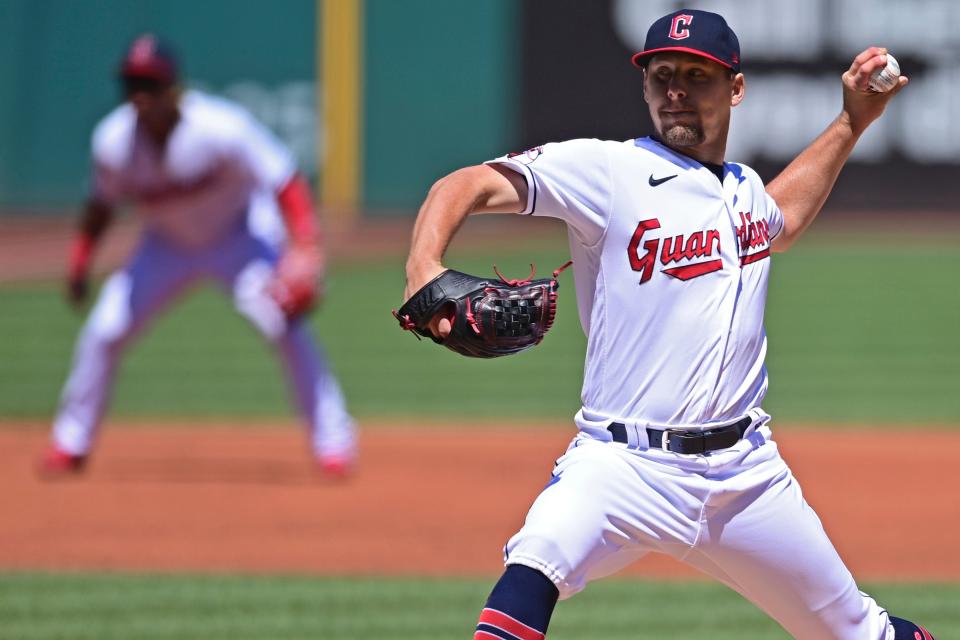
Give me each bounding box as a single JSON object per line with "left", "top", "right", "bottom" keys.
{"left": 661, "top": 428, "right": 695, "bottom": 453}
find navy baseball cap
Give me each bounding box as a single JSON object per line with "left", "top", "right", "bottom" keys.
{"left": 119, "top": 33, "right": 179, "bottom": 83}
{"left": 631, "top": 9, "right": 740, "bottom": 73}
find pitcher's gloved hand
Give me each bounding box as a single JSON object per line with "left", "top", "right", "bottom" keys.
{"left": 393, "top": 261, "right": 571, "bottom": 358}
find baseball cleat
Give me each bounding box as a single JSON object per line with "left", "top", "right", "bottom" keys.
{"left": 37, "top": 446, "right": 87, "bottom": 477}
{"left": 316, "top": 454, "right": 354, "bottom": 480}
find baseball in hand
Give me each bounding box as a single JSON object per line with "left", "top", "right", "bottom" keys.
{"left": 868, "top": 53, "right": 900, "bottom": 92}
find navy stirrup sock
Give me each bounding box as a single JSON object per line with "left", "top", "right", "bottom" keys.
{"left": 890, "top": 616, "right": 935, "bottom": 639}
{"left": 474, "top": 565, "right": 559, "bottom": 639}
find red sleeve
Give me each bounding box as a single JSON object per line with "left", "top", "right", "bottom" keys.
{"left": 68, "top": 233, "right": 94, "bottom": 280}
{"left": 67, "top": 199, "right": 114, "bottom": 280}
{"left": 276, "top": 174, "right": 321, "bottom": 246}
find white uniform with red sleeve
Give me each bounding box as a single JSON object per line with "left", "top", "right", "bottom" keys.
{"left": 51, "top": 90, "right": 356, "bottom": 464}
{"left": 484, "top": 137, "right": 897, "bottom": 639}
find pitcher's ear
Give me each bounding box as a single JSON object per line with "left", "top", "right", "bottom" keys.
{"left": 731, "top": 73, "right": 745, "bottom": 107}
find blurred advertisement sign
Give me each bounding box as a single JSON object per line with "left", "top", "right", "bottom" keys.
{"left": 614, "top": 0, "right": 960, "bottom": 164}
{"left": 521, "top": 0, "right": 960, "bottom": 209}
{"left": 196, "top": 81, "right": 320, "bottom": 178}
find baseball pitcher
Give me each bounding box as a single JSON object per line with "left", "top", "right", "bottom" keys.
{"left": 400, "top": 9, "right": 935, "bottom": 640}
{"left": 40, "top": 34, "right": 356, "bottom": 478}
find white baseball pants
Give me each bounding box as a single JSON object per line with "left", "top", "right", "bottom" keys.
{"left": 51, "top": 223, "right": 355, "bottom": 460}
{"left": 504, "top": 424, "right": 897, "bottom": 639}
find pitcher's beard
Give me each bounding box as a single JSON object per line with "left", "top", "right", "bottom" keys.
{"left": 662, "top": 124, "right": 705, "bottom": 147}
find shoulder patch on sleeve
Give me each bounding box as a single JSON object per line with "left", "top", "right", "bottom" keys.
{"left": 506, "top": 146, "right": 544, "bottom": 165}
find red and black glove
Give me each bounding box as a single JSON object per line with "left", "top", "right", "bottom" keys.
{"left": 393, "top": 261, "right": 571, "bottom": 358}
{"left": 268, "top": 243, "right": 324, "bottom": 318}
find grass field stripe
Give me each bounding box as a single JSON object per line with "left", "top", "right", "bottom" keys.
{"left": 478, "top": 608, "right": 545, "bottom": 640}
{"left": 320, "top": 0, "right": 362, "bottom": 219}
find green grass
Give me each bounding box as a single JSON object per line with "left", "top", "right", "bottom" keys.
{"left": 0, "top": 573, "right": 955, "bottom": 640}
{"left": 0, "top": 241, "right": 958, "bottom": 423}
{"left": 765, "top": 244, "right": 960, "bottom": 422}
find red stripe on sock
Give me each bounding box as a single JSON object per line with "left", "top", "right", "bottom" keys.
{"left": 473, "top": 632, "right": 502, "bottom": 640}
{"left": 477, "top": 608, "right": 545, "bottom": 640}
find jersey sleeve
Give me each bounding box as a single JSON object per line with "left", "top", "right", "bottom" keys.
{"left": 738, "top": 163, "right": 784, "bottom": 240}
{"left": 89, "top": 114, "right": 128, "bottom": 206}
{"left": 486, "top": 139, "right": 612, "bottom": 246}
{"left": 232, "top": 111, "right": 297, "bottom": 191}
{"left": 764, "top": 191, "right": 785, "bottom": 239}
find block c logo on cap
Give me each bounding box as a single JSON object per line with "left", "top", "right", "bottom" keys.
{"left": 130, "top": 34, "right": 158, "bottom": 63}
{"left": 668, "top": 14, "right": 693, "bottom": 40}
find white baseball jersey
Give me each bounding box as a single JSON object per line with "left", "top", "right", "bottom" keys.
{"left": 91, "top": 90, "right": 294, "bottom": 248}
{"left": 490, "top": 137, "right": 782, "bottom": 430}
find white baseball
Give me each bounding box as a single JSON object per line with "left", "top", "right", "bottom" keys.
{"left": 868, "top": 53, "right": 900, "bottom": 92}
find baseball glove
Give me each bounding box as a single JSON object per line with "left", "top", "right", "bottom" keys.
{"left": 393, "top": 260, "right": 572, "bottom": 358}
{"left": 268, "top": 244, "right": 324, "bottom": 318}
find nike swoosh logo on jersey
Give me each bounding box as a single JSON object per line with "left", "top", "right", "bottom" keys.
{"left": 648, "top": 174, "right": 678, "bottom": 186}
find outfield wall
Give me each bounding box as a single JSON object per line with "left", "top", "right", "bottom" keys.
{"left": 0, "top": 0, "right": 316, "bottom": 208}
{"left": 0, "top": 0, "right": 518, "bottom": 213}
{"left": 2, "top": 0, "right": 959, "bottom": 213}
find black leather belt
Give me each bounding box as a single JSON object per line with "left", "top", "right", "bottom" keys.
{"left": 606, "top": 416, "right": 753, "bottom": 454}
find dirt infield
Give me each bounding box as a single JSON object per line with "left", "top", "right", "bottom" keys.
{"left": 1, "top": 421, "right": 958, "bottom": 580}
